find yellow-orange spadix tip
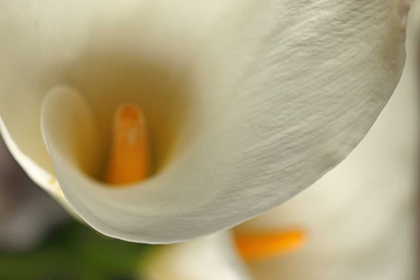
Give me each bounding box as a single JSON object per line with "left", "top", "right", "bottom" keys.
{"left": 104, "top": 104, "right": 152, "bottom": 186}
{"left": 234, "top": 229, "right": 306, "bottom": 262}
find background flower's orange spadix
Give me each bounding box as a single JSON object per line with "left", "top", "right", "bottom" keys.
{"left": 104, "top": 104, "right": 151, "bottom": 185}
{"left": 235, "top": 229, "right": 306, "bottom": 262}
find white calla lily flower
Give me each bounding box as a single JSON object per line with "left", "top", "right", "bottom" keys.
{"left": 0, "top": 0, "right": 410, "bottom": 243}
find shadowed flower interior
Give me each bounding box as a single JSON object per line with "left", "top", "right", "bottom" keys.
{"left": 100, "top": 101, "right": 308, "bottom": 260}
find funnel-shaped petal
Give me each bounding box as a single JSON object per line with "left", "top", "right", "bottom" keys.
{"left": 0, "top": 0, "right": 409, "bottom": 242}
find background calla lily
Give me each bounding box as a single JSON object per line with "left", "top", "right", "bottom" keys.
{"left": 0, "top": 0, "right": 409, "bottom": 243}
{"left": 143, "top": 232, "right": 251, "bottom": 280}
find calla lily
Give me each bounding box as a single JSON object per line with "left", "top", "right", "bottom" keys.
{"left": 0, "top": 1, "right": 410, "bottom": 243}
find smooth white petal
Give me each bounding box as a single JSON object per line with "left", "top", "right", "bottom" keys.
{"left": 1, "top": 0, "right": 409, "bottom": 242}
{"left": 142, "top": 232, "right": 251, "bottom": 280}
{"left": 237, "top": 3, "right": 419, "bottom": 279}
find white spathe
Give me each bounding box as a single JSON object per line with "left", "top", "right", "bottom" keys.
{"left": 0, "top": 0, "right": 409, "bottom": 243}
{"left": 237, "top": 1, "right": 419, "bottom": 279}
{"left": 143, "top": 232, "right": 251, "bottom": 280}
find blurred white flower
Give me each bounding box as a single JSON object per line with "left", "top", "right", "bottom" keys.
{"left": 0, "top": 0, "right": 409, "bottom": 243}
{"left": 143, "top": 232, "right": 252, "bottom": 280}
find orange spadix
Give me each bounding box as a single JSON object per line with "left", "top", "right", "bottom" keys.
{"left": 104, "top": 104, "right": 151, "bottom": 185}
{"left": 235, "top": 229, "right": 306, "bottom": 262}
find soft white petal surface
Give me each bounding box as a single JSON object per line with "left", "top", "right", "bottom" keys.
{"left": 238, "top": 2, "right": 419, "bottom": 279}
{"left": 143, "top": 232, "right": 251, "bottom": 280}
{"left": 1, "top": 0, "right": 408, "bottom": 242}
